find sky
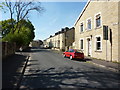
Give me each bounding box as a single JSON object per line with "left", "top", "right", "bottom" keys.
{"left": 0, "top": 2, "right": 87, "bottom": 41}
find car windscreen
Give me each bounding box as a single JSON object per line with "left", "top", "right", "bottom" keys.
{"left": 69, "top": 49, "right": 74, "bottom": 52}
{"left": 75, "top": 50, "right": 83, "bottom": 53}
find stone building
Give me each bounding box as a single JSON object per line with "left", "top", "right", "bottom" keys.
{"left": 63, "top": 27, "right": 75, "bottom": 51}
{"left": 44, "top": 27, "right": 75, "bottom": 51}
{"left": 29, "top": 40, "right": 43, "bottom": 48}
{"left": 74, "top": 0, "right": 120, "bottom": 62}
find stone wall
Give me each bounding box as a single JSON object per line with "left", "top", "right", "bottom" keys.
{"left": 2, "top": 42, "right": 16, "bottom": 59}
{"left": 74, "top": 1, "right": 119, "bottom": 62}
{"left": 118, "top": 1, "right": 120, "bottom": 62}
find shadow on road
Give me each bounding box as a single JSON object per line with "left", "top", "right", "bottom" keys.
{"left": 2, "top": 54, "right": 27, "bottom": 89}
{"left": 71, "top": 59, "right": 86, "bottom": 62}
{"left": 64, "top": 57, "right": 91, "bottom": 62}
{"left": 20, "top": 59, "right": 119, "bottom": 89}
{"left": 17, "top": 48, "right": 51, "bottom": 53}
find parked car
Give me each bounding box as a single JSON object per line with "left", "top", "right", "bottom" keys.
{"left": 63, "top": 49, "right": 84, "bottom": 60}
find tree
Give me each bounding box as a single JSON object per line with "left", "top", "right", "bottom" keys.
{"left": 0, "top": 0, "right": 44, "bottom": 49}
{"left": 2, "top": 19, "right": 35, "bottom": 48}
{"left": 0, "top": 19, "right": 16, "bottom": 37}
{"left": 1, "top": 0, "right": 44, "bottom": 33}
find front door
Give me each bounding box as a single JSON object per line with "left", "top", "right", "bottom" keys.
{"left": 88, "top": 39, "right": 92, "bottom": 56}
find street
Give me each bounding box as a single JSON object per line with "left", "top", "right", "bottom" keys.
{"left": 19, "top": 48, "right": 119, "bottom": 89}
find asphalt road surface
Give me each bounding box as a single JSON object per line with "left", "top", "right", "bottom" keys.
{"left": 20, "top": 48, "right": 119, "bottom": 89}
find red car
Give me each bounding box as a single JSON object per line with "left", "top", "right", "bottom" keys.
{"left": 63, "top": 49, "right": 84, "bottom": 60}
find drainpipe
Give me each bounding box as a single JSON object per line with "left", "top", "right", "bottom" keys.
{"left": 64, "top": 30, "right": 66, "bottom": 51}
{"left": 110, "top": 29, "right": 112, "bottom": 62}
{"left": 64, "top": 27, "right": 69, "bottom": 51}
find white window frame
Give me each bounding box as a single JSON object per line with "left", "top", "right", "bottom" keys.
{"left": 94, "top": 12, "right": 102, "bottom": 29}
{"left": 80, "top": 21, "right": 84, "bottom": 33}
{"left": 95, "top": 35, "right": 102, "bottom": 51}
{"left": 80, "top": 38, "right": 84, "bottom": 50}
{"left": 86, "top": 17, "right": 92, "bottom": 30}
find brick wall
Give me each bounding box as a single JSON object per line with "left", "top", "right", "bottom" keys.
{"left": 2, "top": 42, "right": 16, "bottom": 59}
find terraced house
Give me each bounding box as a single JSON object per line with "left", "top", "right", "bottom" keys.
{"left": 74, "top": 0, "right": 120, "bottom": 62}
{"left": 43, "top": 27, "right": 75, "bottom": 51}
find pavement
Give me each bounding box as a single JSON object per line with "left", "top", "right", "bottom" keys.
{"left": 85, "top": 56, "right": 120, "bottom": 73}
{"left": 51, "top": 49, "right": 120, "bottom": 73}
{"left": 2, "top": 52, "right": 29, "bottom": 89}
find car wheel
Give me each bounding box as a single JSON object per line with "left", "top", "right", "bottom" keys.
{"left": 70, "top": 55, "right": 73, "bottom": 60}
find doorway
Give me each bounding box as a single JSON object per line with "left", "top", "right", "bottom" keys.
{"left": 87, "top": 38, "right": 92, "bottom": 56}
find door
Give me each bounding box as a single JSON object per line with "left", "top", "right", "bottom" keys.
{"left": 88, "top": 39, "right": 92, "bottom": 56}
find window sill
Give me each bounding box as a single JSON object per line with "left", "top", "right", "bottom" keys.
{"left": 80, "top": 32, "right": 84, "bottom": 34}
{"left": 95, "top": 50, "right": 102, "bottom": 52}
{"left": 95, "top": 26, "right": 102, "bottom": 30}
{"left": 86, "top": 29, "right": 92, "bottom": 32}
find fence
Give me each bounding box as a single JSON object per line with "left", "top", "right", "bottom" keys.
{"left": 2, "top": 42, "right": 16, "bottom": 59}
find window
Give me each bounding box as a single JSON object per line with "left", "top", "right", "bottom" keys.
{"left": 69, "top": 49, "right": 74, "bottom": 52}
{"left": 96, "top": 37, "right": 101, "bottom": 50}
{"left": 58, "top": 40, "right": 60, "bottom": 47}
{"left": 87, "top": 19, "right": 91, "bottom": 30}
{"left": 96, "top": 14, "right": 101, "bottom": 27}
{"left": 80, "top": 22, "right": 84, "bottom": 32}
{"left": 80, "top": 39, "right": 83, "bottom": 50}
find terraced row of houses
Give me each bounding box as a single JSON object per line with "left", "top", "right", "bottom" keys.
{"left": 44, "top": 0, "right": 120, "bottom": 62}
{"left": 43, "top": 27, "right": 75, "bottom": 51}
